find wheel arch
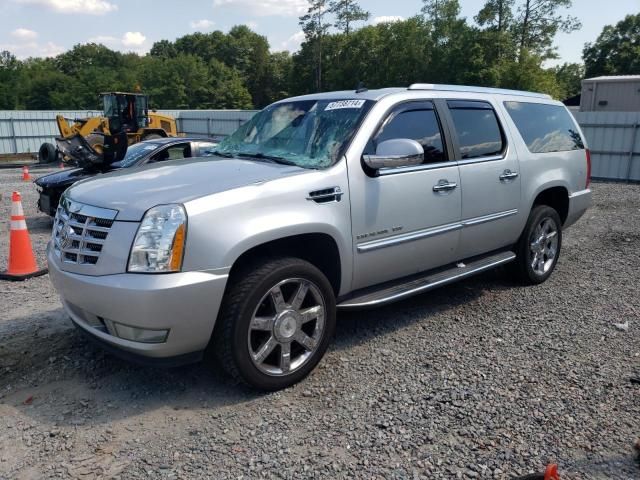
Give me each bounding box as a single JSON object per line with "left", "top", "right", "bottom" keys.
{"left": 227, "top": 232, "right": 343, "bottom": 297}
{"left": 531, "top": 184, "right": 570, "bottom": 225}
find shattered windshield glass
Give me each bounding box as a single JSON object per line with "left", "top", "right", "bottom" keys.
{"left": 214, "top": 99, "right": 374, "bottom": 169}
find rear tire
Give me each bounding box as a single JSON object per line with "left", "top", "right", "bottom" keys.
{"left": 38, "top": 142, "right": 57, "bottom": 164}
{"left": 510, "top": 205, "right": 562, "bottom": 285}
{"left": 211, "top": 257, "right": 336, "bottom": 391}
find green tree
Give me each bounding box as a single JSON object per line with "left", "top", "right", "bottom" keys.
{"left": 475, "top": 0, "right": 516, "bottom": 62}
{"left": 421, "top": 0, "right": 461, "bottom": 37}
{"left": 264, "top": 51, "right": 294, "bottom": 103}
{"left": 300, "top": 0, "right": 331, "bottom": 91}
{"left": 515, "top": 0, "right": 581, "bottom": 61}
{"left": 583, "top": 14, "right": 640, "bottom": 78}
{"left": 225, "top": 26, "right": 271, "bottom": 107}
{"left": 552, "top": 62, "right": 584, "bottom": 99}
{"left": 330, "top": 0, "right": 369, "bottom": 35}
{"left": 0, "top": 51, "right": 20, "bottom": 109}
{"left": 149, "top": 40, "right": 178, "bottom": 59}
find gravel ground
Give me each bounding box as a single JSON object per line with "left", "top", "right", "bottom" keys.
{"left": 0, "top": 168, "right": 639, "bottom": 480}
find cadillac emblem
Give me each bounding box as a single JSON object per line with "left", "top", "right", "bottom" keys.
{"left": 59, "top": 223, "right": 75, "bottom": 250}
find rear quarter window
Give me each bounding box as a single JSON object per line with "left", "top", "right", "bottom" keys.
{"left": 504, "top": 101, "right": 584, "bottom": 153}
{"left": 447, "top": 100, "right": 505, "bottom": 159}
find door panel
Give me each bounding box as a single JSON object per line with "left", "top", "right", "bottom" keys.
{"left": 351, "top": 167, "right": 462, "bottom": 290}
{"left": 349, "top": 100, "right": 461, "bottom": 290}
{"left": 458, "top": 158, "right": 521, "bottom": 257}
{"left": 444, "top": 100, "right": 522, "bottom": 258}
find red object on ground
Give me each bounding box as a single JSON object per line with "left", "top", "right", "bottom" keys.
{"left": 544, "top": 464, "right": 559, "bottom": 480}
{"left": 0, "top": 192, "right": 48, "bottom": 281}
{"left": 22, "top": 165, "right": 31, "bottom": 181}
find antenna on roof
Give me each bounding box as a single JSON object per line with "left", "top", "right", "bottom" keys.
{"left": 355, "top": 81, "right": 368, "bottom": 94}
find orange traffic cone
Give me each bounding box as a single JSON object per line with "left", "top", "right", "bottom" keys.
{"left": 22, "top": 166, "right": 31, "bottom": 181}
{"left": 1, "top": 192, "right": 48, "bottom": 281}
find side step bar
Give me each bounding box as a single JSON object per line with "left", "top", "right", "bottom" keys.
{"left": 337, "top": 250, "right": 516, "bottom": 310}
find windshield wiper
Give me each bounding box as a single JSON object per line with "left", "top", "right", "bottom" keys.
{"left": 236, "top": 152, "right": 299, "bottom": 167}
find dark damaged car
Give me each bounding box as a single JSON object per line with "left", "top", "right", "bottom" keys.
{"left": 35, "top": 137, "right": 217, "bottom": 216}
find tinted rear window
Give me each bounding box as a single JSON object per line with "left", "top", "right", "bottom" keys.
{"left": 504, "top": 101, "right": 584, "bottom": 153}
{"left": 447, "top": 101, "right": 504, "bottom": 159}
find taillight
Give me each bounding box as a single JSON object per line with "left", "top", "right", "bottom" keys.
{"left": 585, "top": 149, "right": 591, "bottom": 188}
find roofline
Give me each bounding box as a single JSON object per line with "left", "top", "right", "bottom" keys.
{"left": 280, "top": 84, "right": 553, "bottom": 104}
{"left": 408, "top": 84, "right": 552, "bottom": 99}
{"left": 582, "top": 76, "right": 640, "bottom": 83}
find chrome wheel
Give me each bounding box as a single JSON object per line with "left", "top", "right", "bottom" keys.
{"left": 530, "top": 217, "right": 559, "bottom": 275}
{"left": 248, "top": 278, "right": 326, "bottom": 376}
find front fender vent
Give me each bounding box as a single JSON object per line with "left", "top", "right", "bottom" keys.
{"left": 307, "top": 187, "right": 343, "bottom": 204}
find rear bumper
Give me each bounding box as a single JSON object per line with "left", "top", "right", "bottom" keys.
{"left": 48, "top": 243, "right": 228, "bottom": 360}
{"left": 564, "top": 189, "right": 592, "bottom": 229}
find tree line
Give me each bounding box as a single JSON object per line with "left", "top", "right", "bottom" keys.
{"left": 0, "top": 0, "right": 638, "bottom": 111}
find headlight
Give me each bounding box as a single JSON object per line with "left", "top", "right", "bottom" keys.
{"left": 128, "top": 204, "right": 187, "bottom": 273}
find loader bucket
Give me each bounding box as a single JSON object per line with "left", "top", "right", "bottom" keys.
{"left": 55, "top": 133, "right": 128, "bottom": 170}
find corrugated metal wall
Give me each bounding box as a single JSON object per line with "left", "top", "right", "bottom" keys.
{"left": 2, "top": 109, "right": 639, "bottom": 182}
{"left": 0, "top": 109, "right": 257, "bottom": 155}
{"left": 0, "top": 110, "right": 102, "bottom": 154}
{"left": 573, "top": 111, "right": 640, "bottom": 182}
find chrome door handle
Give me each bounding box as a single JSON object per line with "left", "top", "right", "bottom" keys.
{"left": 499, "top": 170, "right": 519, "bottom": 181}
{"left": 433, "top": 180, "right": 458, "bottom": 192}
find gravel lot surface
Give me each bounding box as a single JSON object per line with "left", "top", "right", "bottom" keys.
{"left": 1, "top": 167, "right": 639, "bottom": 479}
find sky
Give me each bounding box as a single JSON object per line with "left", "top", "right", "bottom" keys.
{"left": 0, "top": 0, "right": 638, "bottom": 66}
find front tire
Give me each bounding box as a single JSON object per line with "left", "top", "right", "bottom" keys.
{"left": 511, "top": 205, "right": 562, "bottom": 285}
{"left": 212, "top": 257, "right": 336, "bottom": 390}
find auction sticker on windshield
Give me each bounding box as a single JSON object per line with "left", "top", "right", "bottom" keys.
{"left": 325, "top": 100, "right": 366, "bottom": 111}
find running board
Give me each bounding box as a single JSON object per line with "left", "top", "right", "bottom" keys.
{"left": 337, "top": 251, "right": 516, "bottom": 310}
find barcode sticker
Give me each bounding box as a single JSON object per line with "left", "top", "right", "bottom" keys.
{"left": 325, "top": 100, "right": 366, "bottom": 111}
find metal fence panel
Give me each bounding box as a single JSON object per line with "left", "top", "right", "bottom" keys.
{"left": 3, "top": 109, "right": 639, "bottom": 182}
{"left": 573, "top": 111, "right": 640, "bottom": 182}
{"left": 0, "top": 110, "right": 102, "bottom": 154}
{"left": 0, "top": 109, "right": 257, "bottom": 155}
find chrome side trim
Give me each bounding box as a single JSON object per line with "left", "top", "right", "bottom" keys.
{"left": 338, "top": 252, "right": 516, "bottom": 309}
{"left": 456, "top": 154, "right": 505, "bottom": 166}
{"left": 357, "top": 222, "right": 462, "bottom": 253}
{"left": 378, "top": 161, "right": 455, "bottom": 176}
{"left": 356, "top": 209, "right": 519, "bottom": 253}
{"left": 363, "top": 153, "right": 424, "bottom": 170}
{"left": 461, "top": 209, "right": 518, "bottom": 227}
{"left": 375, "top": 146, "right": 511, "bottom": 175}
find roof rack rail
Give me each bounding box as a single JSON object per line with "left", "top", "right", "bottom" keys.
{"left": 407, "top": 83, "right": 552, "bottom": 100}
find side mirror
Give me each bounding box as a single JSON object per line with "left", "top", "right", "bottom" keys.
{"left": 363, "top": 139, "right": 424, "bottom": 170}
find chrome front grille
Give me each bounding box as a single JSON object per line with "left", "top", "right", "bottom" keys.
{"left": 53, "top": 197, "right": 118, "bottom": 266}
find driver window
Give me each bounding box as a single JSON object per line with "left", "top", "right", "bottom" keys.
{"left": 365, "top": 105, "right": 446, "bottom": 164}
{"left": 151, "top": 143, "right": 191, "bottom": 162}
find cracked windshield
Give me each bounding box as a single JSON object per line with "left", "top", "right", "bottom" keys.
{"left": 214, "top": 99, "right": 373, "bottom": 169}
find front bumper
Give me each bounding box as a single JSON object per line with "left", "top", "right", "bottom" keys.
{"left": 48, "top": 243, "right": 228, "bottom": 360}
{"left": 564, "top": 188, "right": 592, "bottom": 229}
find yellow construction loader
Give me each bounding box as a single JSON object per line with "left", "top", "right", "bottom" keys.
{"left": 39, "top": 92, "right": 179, "bottom": 168}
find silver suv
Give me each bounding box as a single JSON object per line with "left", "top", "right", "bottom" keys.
{"left": 48, "top": 84, "right": 592, "bottom": 390}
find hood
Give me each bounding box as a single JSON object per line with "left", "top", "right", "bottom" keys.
{"left": 66, "top": 157, "right": 308, "bottom": 221}
{"left": 34, "top": 167, "right": 100, "bottom": 189}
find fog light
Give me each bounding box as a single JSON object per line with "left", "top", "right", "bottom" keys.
{"left": 112, "top": 322, "right": 169, "bottom": 344}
